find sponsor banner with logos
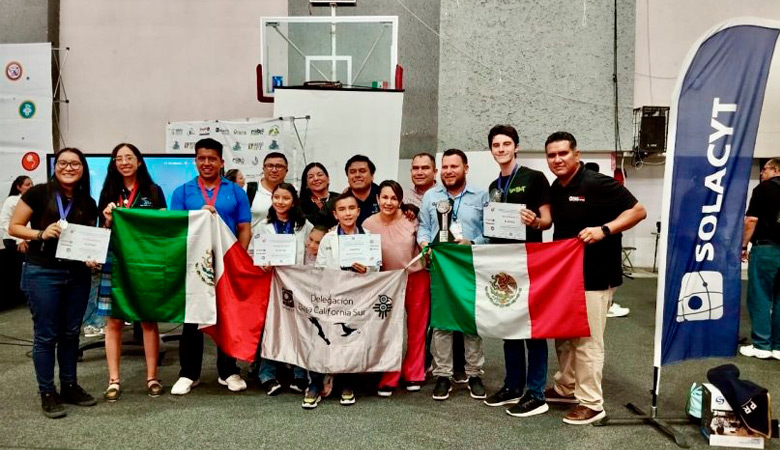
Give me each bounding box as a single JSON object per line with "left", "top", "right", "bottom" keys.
{"left": 165, "top": 118, "right": 300, "bottom": 186}
{"left": 655, "top": 20, "right": 780, "bottom": 365}
{"left": 261, "top": 265, "right": 407, "bottom": 373}
{"left": 0, "top": 43, "right": 52, "bottom": 197}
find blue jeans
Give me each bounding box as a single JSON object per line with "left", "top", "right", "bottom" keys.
{"left": 504, "top": 338, "right": 548, "bottom": 400}
{"left": 747, "top": 244, "right": 780, "bottom": 350}
{"left": 81, "top": 273, "right": 105, "bottom": 328}
{"left": 21, "top": 263, "right": 92, "bottom": 393}
{"left": 258, "top": 358, "right": 306, "bottom": 383}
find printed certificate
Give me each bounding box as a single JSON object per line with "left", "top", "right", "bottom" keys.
{"left": 253, "top": 234, "right": 297, "bottom": 266}
{"left": 483, "top": 202, "right": 526, "bottom": 240}
{"left": 55, "top": 224, "right": 111, "bottom": 263}
{"left": 338, "top": 234, "right": 382, "bottom": 268}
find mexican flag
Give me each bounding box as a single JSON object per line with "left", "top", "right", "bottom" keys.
{"left": 201, "top": 213, "right": 271, "bottom": 362}
{"left": 429, "top": 238, "right": 590, "bottom": 339}
{"left": 111, "top": 209, "right": 217, "bottom": 325}
{"left": 112, "top": 209, "right": 270, "bottom": 361}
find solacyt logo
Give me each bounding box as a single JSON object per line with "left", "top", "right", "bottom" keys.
{"left": 676, "top": 271, "right": 723, "bottom": 322}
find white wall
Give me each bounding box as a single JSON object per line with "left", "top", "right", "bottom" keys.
{"left": 634, "top": 0, "right": 780, "bottom": 158}
{"left": 59, "top": 0, "right": 287, "bottom": 154}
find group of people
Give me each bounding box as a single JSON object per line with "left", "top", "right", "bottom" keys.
{"left": 6, "top": 125, "right": 648, "bottom": 424}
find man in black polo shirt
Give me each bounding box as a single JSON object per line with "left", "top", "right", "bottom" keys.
{"left": 739, "top": 157, "right": 780, "bottom": 360}
{"left": 344, "top": 155, "right": 380, "bottom": 227}
{"left": 482, "top": 125, "right": 553, "bottom": 418}
{"left": 543, "top": 131, "right": 646, "bottom": 425}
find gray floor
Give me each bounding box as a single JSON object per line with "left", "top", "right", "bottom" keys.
{"left": 0, "top": 277, "right": 777, "bottom": 450}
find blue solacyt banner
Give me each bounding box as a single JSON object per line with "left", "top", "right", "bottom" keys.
{"left": 661, "top": 25, "right": 779, "bottom": 364}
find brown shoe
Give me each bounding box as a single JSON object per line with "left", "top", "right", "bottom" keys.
{"left": 544, "top": 387, "right": 578, "bottom": 404}
{"left": 562, "top": 405, "right": 606, "bottom": 425}
{"left": 147, "top": 379, "right": 164, "bottom": 398}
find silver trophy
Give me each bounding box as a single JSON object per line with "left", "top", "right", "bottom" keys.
{"left": 436, "top": 199, "right": 454, "bottom": 243}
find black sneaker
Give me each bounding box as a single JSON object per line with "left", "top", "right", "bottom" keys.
{"left": 60, "top": 382, "right": 97, "bottom": 406}
{"left": 484, "top": 386, "right": 522, "bottom": 406}
{"left": 468, "top": 376, "right": 486, "bottom": 399}
{"left": 302, "top": 388, "right": 321, "bottom": 409}
{"left": 506, "top": 392, "right": 550, "bottom": 418}
{"left": 41, "top": 392, "right": 66, "bottom": 418}
{"left": 432, "top": 377, "right": 452, "bottom": 401}
{"left": 452, "top": 371, "right": 468, "bottom": 384}
{"left": 290, "top": 378, "right": 308, "bottom": 394}
{"left": 262, "top": 379, "right": 283, "bottom": 396}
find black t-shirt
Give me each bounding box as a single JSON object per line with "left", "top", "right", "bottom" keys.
{"left": 22, "top": 183, "right": 98, "bottom": 267}
{"left": 550, "top": 164, "right": 638, "bottom": 290}
{"left": 351, "top": 183, "right": 381, "bottom": 227}
{"left": 300, "top": 190, "right": 339, "bottom": 228}
{"left": 487, "top": 165, "right": 550, "bottom": 244}
{"left": 97, "top": 183, "right": 167, "bottom": 226}
{"left": 745, "top": 176, "right": 780, "bottom": 245}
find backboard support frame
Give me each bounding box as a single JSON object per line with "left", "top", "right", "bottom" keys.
{"left": 258, "top": 15, "right": 399, "bottom": 103}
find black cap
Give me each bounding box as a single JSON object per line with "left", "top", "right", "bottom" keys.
{"left": 707, "top": 364, "right": 771, "bottom": 438}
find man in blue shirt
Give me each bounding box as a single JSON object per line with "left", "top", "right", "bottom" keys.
{"left": 418, "top": 148, "right": 489, "bottom": 402}
{"left": 169, "top": 138, "right": 252, "bottom": 396}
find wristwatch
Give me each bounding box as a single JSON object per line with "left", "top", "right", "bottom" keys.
{"left": 601, "top": 225, "right": 611, "bottom": 236}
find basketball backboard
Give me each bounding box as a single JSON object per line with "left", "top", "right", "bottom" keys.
{"left": 258, "top": 16, "right": 399, "bottom": 102}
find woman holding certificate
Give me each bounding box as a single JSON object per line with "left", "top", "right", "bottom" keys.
{"left": 9, "top": 148, "right": 99, "bottom": 418}
{"left": 254, "top": 182, "right": 311, "bottom": 395}
{"left": 363, "top": 180, "right": 428, "bottom": 397}
{"left": 299, "top": 162, "right": 339, "bottom": 228}
{"left": 99, "top": 143, "right": 167, "bottom": 402}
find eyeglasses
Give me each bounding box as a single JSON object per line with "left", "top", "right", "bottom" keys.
{"left": 56, "top": 160, "right": 83, "bottom": 170}
{"left": 264, "top": 163, "right": 287, "bottom": 171}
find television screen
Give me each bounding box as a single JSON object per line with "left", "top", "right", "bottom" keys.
{"left": 47, "top": 154, "right": 199, "bottom": 205}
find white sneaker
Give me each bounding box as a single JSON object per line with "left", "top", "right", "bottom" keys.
{"left": 218, "top": 374, "right": 247, "bottom": 392}
{"left": 170, "top": 377, "right": 199, "bottom": 395}
{"left": 83, "top": 326, "right": 105, "bottom": 337}
{"left": 607, "top": 303, "right": 630, "bottom": 318}
{"left": 739, "top": 345, "right": 772, "bottom": 359}
{"left": 773, "top": 350, "right": 780, "bottom": 361}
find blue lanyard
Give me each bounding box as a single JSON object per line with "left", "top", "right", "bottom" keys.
{"left": 496, "top": 164, "right": 518, "bottom": 202}
{"left": 338, "top": 225, "right": 364, "bottom": 235}
{"left": 273, "top": 219, "right": 293, "bottom": 234}
{"left": 56, "top": 193, "right": 73, "bottom": 221}
{"left": 450, "top": 191, "right": 465, "bottom": 222}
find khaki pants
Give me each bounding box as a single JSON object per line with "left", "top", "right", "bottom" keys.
{"left": 431, "top": 329, "right": 484, "bottom": 378}
{"left": 552, "top": 288, "right": 615, "bottom": 411}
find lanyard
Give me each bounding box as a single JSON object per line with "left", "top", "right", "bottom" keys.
{"left": 338, "top": 225, "right": 363, "bottom": 235}
{"left": 273, "top": 219, "right": 293, "bottom": 234}
{"left": 197, "top": 177, "right": 221, "bottom": 207}
{"left": 496, "top": 164, "right": 519, "bottom": 202}
{"left": 118, "top": 184, "right": 139, "bottom": 208}
{"left": 56, "top": 193, "right": 73, "bottom": 221}
{"left": 449, "top": 191, "right": 465, "bottom": 222}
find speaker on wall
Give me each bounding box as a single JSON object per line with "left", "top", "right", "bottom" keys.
{"left": 633, "top": 106, "right": 670, "bottom": 153}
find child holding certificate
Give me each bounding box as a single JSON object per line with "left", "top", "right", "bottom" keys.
{"left": 363, "top": 180, "right": 428, "bottom": 397}
{"left": 98, "top": 143, "right": 167, "bottom": 402}
{"left": 254, "top": 183, "right": 311, "bottom": 395}
{"left": 303, "top": 192, "right": 378, "bottom": 409}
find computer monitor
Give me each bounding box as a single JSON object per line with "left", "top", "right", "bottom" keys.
{"left": 46, "top": 154, "right": 199, "bottom": 205}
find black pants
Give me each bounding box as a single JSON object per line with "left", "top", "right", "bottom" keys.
{"left": 178, "top": 323, "right": 240, "bottom": 380}
{"left": 1, "top": 239, "right": 25, "bottom": 309}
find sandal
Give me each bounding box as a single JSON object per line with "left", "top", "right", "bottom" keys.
{"left": 147, "top": 378, "right": 164, "bottom": 398}
{"left": 104, "top": 380, "right": 121, "bottom": 402}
